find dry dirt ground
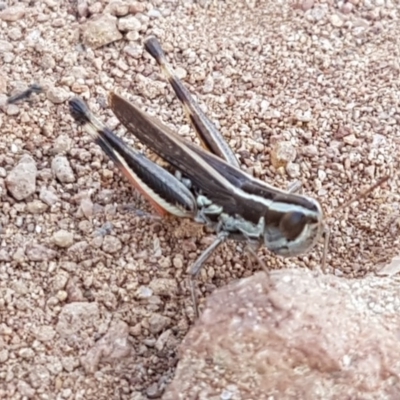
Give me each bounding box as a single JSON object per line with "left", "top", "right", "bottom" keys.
{"left": 1, "top": 0, "right": 400, "bottom": 399}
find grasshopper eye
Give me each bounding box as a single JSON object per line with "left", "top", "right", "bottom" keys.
{"left": 280, "top": 211, "right": 307, "bottom": 241}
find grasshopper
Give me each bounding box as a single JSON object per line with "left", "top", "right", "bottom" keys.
{"left": 69, "top": 37, "right": 326, "bottom": 316}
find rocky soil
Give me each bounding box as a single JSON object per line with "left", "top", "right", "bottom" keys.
{"left": 0, "top": 0, "right": 400, "bottom": 399}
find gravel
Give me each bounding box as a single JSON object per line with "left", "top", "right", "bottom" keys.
{"left": 1, "top": 0, "right": 400, "bottom": 399}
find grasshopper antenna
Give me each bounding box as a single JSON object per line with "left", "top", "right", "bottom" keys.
{"left": 335, "top": 174, "right": 390, "bottom": 213}
{"left": 7, "top": 84, "right": 43, "bottom": 104}
{"left": 321, "top": 174, "right": 390, "bottom": 270}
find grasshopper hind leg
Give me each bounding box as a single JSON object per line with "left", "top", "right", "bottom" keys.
{"left": 144, "top": 36, "right": 240, "bottom": 168}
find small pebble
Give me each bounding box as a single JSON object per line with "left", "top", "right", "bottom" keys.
{"left": 27, "top": 200, "right": 48, "bottom": 214}
{"left": 301, "top": 0, "right": 314, "bottom": 11}
{"left": 46, "top": 87, "right": 69, "bottom": 104}
{"left": 52, "top": 156, "right": 75, "bottom": 183}
{"left": 101, "top": 236, "right": 122, "bottom": 254}
{"left": 0, "top": 5, "right": 25, "bottom": 21}
{"left": 81, "top": 14, "right": 123, "bottom": 49}
{"left": 5, "top": 155, "right": 37, "bottom": 201}
{"left": 53, "top": 230, "right": 74, "bottom": 248}
{"left": 330, "top": 13, "right": 344, "bottom": 28}
{"left": 118, "top": 15, "right": 141, "bottom": 32}
{"left": 39, "top": 187, "right": 59, "bottom": 206}
{"left": 271, "top": 142, "right": 297, "bottom": 169}
{"left": 26, "top": 244, "right": 57, "bottom": 262}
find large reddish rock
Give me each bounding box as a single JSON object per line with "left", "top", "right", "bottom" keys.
{"left": 163, "top": 269, "right": 400, "bottom": 399}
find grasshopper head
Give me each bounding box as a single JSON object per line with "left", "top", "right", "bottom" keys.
{"left": 263, "top": 196, "right": 324, "bottom": 257}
